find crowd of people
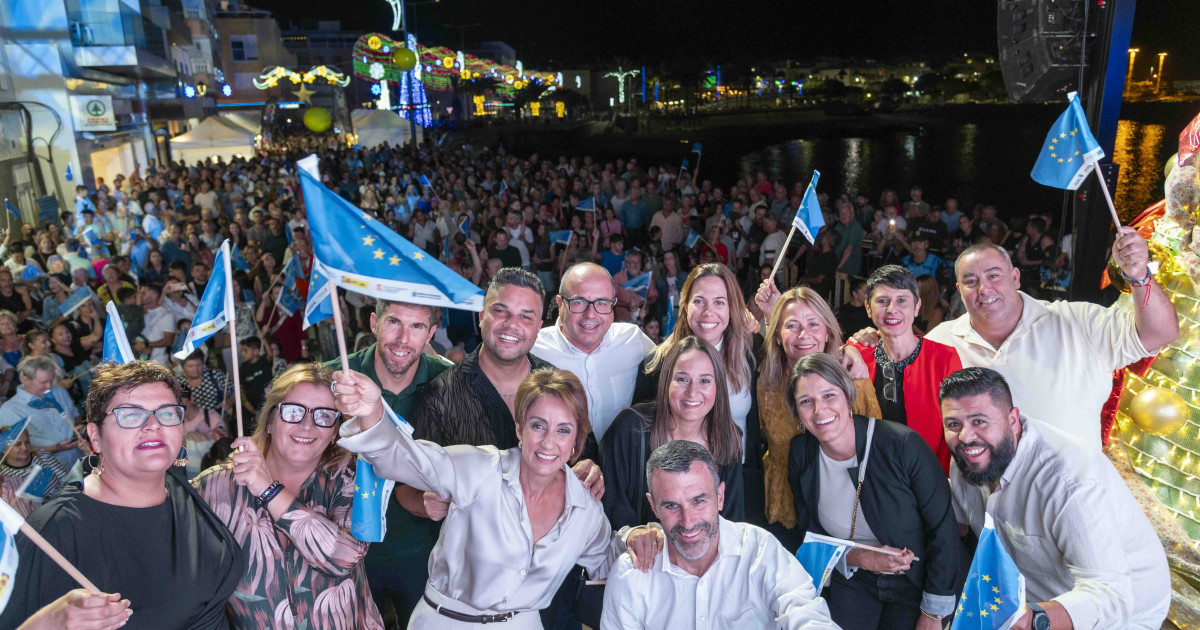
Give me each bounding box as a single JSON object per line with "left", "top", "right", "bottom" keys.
{"left": 0, "top": 133, "right": 1180, "bottom": 630}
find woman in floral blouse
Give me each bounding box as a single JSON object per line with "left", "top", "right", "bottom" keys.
{"left": 193, "top": 362, "right": 384, "bottom": 629}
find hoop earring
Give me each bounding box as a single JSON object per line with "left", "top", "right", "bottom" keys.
{"left": 88, "top": 454, "right": 104, "bottom": 477}
{"left": 174, "top": 446, "right": 189, "bottom": 468}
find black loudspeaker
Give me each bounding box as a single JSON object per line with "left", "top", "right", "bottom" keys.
{"left": 997, "top": 0, "right": 1088, "bottom": 102}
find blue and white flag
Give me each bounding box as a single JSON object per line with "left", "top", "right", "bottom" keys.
{"left": 0, "top": 419, "right": 28, "bottom": 454}
{"left": 795, "top": 532, "right": 850, "bottom": 592}
{"left": 59, "top": 286, "right": 92, "bottom": 318}
{"left": 275, "top": 287, "right": 303, "bottom": 318}
{"left": 1031, "top": 91, "right": 1105, "bottom": 191}
{"left": 230, "top": 244, "right": 250, "bottom": 271}
{"left": 296, "top": 155, "right": 484, "bottom": 311}
{"left": 791, "top": 170, "right": 825, "bottom": 245}
{"left": 950, "top": 514, "right": 1025, "bottom": 630}
{"left": 681, "top": 158, "right": 690, "bottom": 170}
{"left": 684, "top": 229, "right": 701, "bottom": 249}
{"left": 499, "top": 179, "right": 508, "bottom": 194}
{"left": 3, "top": 199, "right": 19, "bottom": 221}
{"left": 621, "top": 271, "right": 652, "bottom": 298}
{"left": 575, "top": 196, "right": 596, "bottom": 212}
{"left": 550, "top": 230, "right": 573, "bottom": 246}
{"left": 458, "top": 215, "right": 470, "bottom": 237}
{"left": 351, "top": 403, "right": 412, "bottom": 542}
{"left": 693, "top": 142, "right": 703, "bottom": 154}
{"left": 174, "top": 240, "right": 234, "bottom": 360}
{"left": 15, "top": 464, "right": 55, "bottom": 501}
{"left": 281, "top": 254, "right": 303, "bottom": 292}
{"left": 103, "top": 301, "right": 135, "bottom": 364}
{"left": 19, "top": 266, "right": 43, "bottom": 282}
{"left": 0, "top": 499, "right": 22, "bottom": 614}
{"left": 303, "top": 259, "right": 335, "bottom": 330}
{"left": 418, "top": 174, "right": 432, "bottom": 189}
{"left": 663, "top": 295, "right": 677, "bottom": 336}
{"left": 81, "top": 225, "right": 104, "bottom": 247}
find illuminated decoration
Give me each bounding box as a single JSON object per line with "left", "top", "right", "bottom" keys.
{"left": 473, "top": 94, "right": 485, "bottom": 116}
{"left": 221, "top": 84, "right": 233, "bottom": 97}
{"left": 303, "top": 106, "right": 332, "bottom": 133}
{"left": 529, "top": 102, "right": 540, "bottom": 117}
{"left": 369, "top": 62, "right": 386, "bottom": 80}
{"left": 384, "top": 0, "right": 403, "bottom": 30}
{"left": 393, "top": 47, "right": 417, "bottom": 71}
{"left": 367, "top": 35, "right": 382, "bottom": 50}
{"left": 183, "top": 84, "right": 196, "bottom": 98}
{"left": 253, "top": 66, "right": 351, "bottom": 89}
{"left": 514, "top": 81, "right": 525, "bottom": 90}
{"left": 292, "top": 83, "right": 315, "bottom": 103}
{"left": 556, "top": 101, "right": 565, "bottom": 118}
{"left": 196, "top": 83, "right": 208, "bottom": 96}
{"left": 442, "top": 56, "right": 454, "bottom": 69}
{"left": 461, "top": 69, "right": 471, "bottom": 80}
{"left": 370, "top": 83, "right": 382, "bottom": 96}
{"left": 604, "top": 66, "right": 640, "bottom": 104}
{"left": 504, "top": 74, "right": 515, "bottom": 85}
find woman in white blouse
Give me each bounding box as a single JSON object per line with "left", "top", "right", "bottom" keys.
{"left": 333, "top": 366, "right": 639, "bottom": 629}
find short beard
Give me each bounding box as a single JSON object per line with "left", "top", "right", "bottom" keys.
{"left": 667, "top": 521, "right": 716, "bottom": 560}
{"left": 952, "top": 430, "right": 1017, "bottom": 487}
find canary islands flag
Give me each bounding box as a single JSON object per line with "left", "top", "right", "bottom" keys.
{"left": 1030, "top": 92, "right": 1104, "bottom": 191}
{"left": 796, "top": 532, "right": 849, "bottom": 592}
{"left": 174, "top": 240, "right": 233, "bottom": 359}
{"left": 951, "top": 514, "right": 1025, "bottom": 630}
{"left": 103, "top": 301, "right": 135, "bottom": 364}
{"left": 303, "top": 259, "right": 335, "bottom": 330}
{"left": 791, "top": 170, "right": 825, "bottom": 245}
{"left": 351, "top": 402, "right": 413, "bottom": 542}
{"left": 0, "top": 499, "right": 23, "bottom": 614}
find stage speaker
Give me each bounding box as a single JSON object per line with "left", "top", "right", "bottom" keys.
{"left": 997, "top": 0, "right": 1088, "bottom": 102}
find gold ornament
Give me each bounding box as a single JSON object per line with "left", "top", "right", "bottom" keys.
{"left": 392, "top": 48, "right": 417, "bottom": 71}
{"left": 1130, "top": 387, "right": 1189, "bottom": 436}
{"left": 367, "top": 36, "right": 382, "bottom": 50}
{"left": 302, "top": 106, "right": 332, "bottom": 133}
{"left": 1108, "top": 257, "right": 1130, "bottom": 294}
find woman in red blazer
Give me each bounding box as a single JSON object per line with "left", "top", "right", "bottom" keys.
{"left": 847, "top": 265, "right": 962, "bottom": 473}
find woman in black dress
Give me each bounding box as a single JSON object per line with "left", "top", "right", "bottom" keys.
{"left": 0, "top": 361, "right": 243, "bottom": 630}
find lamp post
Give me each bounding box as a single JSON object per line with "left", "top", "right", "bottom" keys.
{"left": 1125, "top": 47, "right": 1139, "bottom": 91}
{"left": 1156, "top": 52, "right": 1167, "bottom": 94}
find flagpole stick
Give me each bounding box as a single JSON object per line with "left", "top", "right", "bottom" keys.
{"left": 767, "top": 226, "right": 797, "bottom": 288}
{"left": 17, "top": 519, "right": 102, "bottom": 593}
{"left": 223, "top": 244, "right": 245, "bottom": 439}
{"left": 329, "top": 285, "right": 351, "bottom": 371}
{"left": 1088, "top": 157, "right": 1122, "bottom": 228}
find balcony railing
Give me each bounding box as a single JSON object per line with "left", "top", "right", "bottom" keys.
{"left": 68, "top": 9, "right": 168, "bottom": 59}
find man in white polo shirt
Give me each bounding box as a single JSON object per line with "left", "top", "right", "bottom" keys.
{"left": 601, "top": 440, "right": 837, "bottom": 630}
{"left": 532, "top": 263, "right": 654, "bottom": 440}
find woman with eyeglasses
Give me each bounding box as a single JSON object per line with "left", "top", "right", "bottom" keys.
{"left": 845, "top": 265, "right": 962, "bottom": 473}
{"left": 0, "top": 360, "right": 243, "bottom": 630}
{"left": 193, "top": 362, "right": 384, "bottom": 629}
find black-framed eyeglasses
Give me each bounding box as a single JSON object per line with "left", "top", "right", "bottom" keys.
{"left": 881, "top": 363, "right": 898, "bottom": 403}
{"left": 561, "top": 296, "right": 615, "bottom": 314}
{"left": 277, "top": 402, "right": 342, "bottom": 428}
{"left": 107, "top": 405, "right": 186, "bottom": 429}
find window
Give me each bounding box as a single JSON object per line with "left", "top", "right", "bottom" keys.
{"left": 230, "top": 35, "right": 258, "bottom": 61}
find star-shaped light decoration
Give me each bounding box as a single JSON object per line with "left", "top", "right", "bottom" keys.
{"left": 292, "top": 83, "right": 315, "bottom": 103}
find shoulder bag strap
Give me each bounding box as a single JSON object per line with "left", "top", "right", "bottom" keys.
{"left": 848, "top": 418, "right": 876, "bottom": 541}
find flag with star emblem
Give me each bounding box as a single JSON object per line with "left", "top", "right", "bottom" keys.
{"left": 350, "top": 402, "right": 413, "bottom": 542}
{"left": 951, "top": 514, "right": 1025, "bottom": 630}
{"left": 174, "top": 240, "right": 234, "bottom": 359}
{"left": 791, "top": 170, "right": 825, "bottom": 244}
{"left": 796, "top": 532, "right": 849, "bottom": 592}
{"left": 1031, "top": 92, "right": 1104, "bottom": 190}
{"left": 296, "top": 156, "right": 484, "bottom": 311}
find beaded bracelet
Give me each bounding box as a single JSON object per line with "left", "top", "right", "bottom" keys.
{"left": 256, "top": 481, "right": 285, "bottom": 508}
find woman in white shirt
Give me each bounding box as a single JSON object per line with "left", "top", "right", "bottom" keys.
{"left": 334, "top": 366, "right": 635, "bottom": 629}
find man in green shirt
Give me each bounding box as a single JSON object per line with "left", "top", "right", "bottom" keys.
{"left": 326, "top": 298, "right": 451, "bottom": 626}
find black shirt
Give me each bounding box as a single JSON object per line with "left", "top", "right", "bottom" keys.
{"left": 909, "top": 218, "right": 948, "bottom": 250}
{"left": 835, "top": 303, "right": 873, "bottom": 340}
{"left": 488, "top": 245, "right": 522, "bottom": 269}
{"left": 240, "top": 356, "right": 273, "bottom": 424}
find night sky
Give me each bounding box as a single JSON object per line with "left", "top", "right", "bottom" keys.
{"left": 257, "top": 0, "right": 1197, "bottom": 78}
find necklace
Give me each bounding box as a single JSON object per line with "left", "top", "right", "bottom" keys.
{"left": 494, "top": 358, "right": 533, "bottom": 400}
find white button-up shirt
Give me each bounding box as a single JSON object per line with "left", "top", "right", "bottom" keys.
{"left": 926, "top": 292, "right": 1150, "bottom": 451}
{"left": 951, "top": 418, "right": 1170, "bottom": 630}
{"left": 339, "top": 412, "right": 620, "bottom": 614}
{"left": 0, "top": 385, "right": 81, "bottom": 469}
{"left": 532, "top": 322, "right": 655, "bottom": 440}
{"left": 600, "top": 517, "right": 839, "bottom": 630}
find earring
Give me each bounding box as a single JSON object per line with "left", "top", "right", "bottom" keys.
{"left": 174, "top": 446, "right": 189, "bottom": 468}
{"left": 88, "top": 454, "right": 104, "bottom": 477}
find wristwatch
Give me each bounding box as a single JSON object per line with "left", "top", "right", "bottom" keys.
{"left": 1028, "top": 602, "right": 1051, "bottom": 630}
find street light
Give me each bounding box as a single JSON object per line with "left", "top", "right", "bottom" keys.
{"left": 1156, "top": 52, "right": 1167, "bottom": 94}
{"left": 1126, "top": 48, "right": 1140, "bottom": 90}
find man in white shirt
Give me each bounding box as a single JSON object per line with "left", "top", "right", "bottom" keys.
{"left": 0, "top": 356, "right": 82, "bottom": 469}
{"left": 140, "top": 283, "right": 178, "bottom": 365}
{"left": 532, "top": 263, "right": 654, "bottom": 440}
{"left": 505, "top": 209, "right": 533, "bottom": 269}
{"left": 939, "top": 367, "right": 1169, "bottom": 630}
{"left": 925, "top": 239, "right": 1177, "bottom": 450}
{"left": 601, "top": 440, "right": 837, "bottom": 630}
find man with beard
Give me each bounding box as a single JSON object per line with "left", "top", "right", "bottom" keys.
{"left": 408, "top": 268, "right": 604, "bottom": 629}
{"left": 532, "top": 263, "right": 655, "bottom": 441}
{"left": 326, "top": 298, "right": 453, "bottom": 626}
{"left": 601, "top": 440, "right": 837, "bottom": 629}
{"left": 939, "top": 368, "right": 1169, "bottom": 630}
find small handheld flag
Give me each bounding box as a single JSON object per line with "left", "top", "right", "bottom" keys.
{"left": 950, "top": 514, "right": 1025, "bottom": 630}
{"left": 303, "top": 259, "right": 335, "bottom": 330}
{"left": 791, "top": 170, "right": 825, "bottom": 245}
{"left": 549, "top": 230, "right": 573, "bottom": 246}
{"left": 4, "top": 199, "right": 19, "bottom": 222}
{"left": 796, "top": 532, "right": 850, "bottom": 592}
{"left": 499, "top": 179, "right": 508, "bottom": 194}
{"left": 230, "top": 244, "right": 250, "bottom": 271}
{"left": 621, "top": 271, "right": 653, "bottom": 298}
{"left": 0, "top": 420, "right": 28, "bottom": 455}
{"left": 684, "top": 229, "right": 701, "bottom": 249}
{"left": 693, "top": 142, "right": 703, "bottom": 154}
{"left": 275, "top": 286, "right": 303, "bottom": 318}
{"left": 458, "top": 215, "right": 470, "bottom": 237}
{"left": 350, "top": 404, "right": 411, "bottom": 542}
{"left": 15, "top": 464, "right": 56, "bottom": 501}
{"left": 418, "top": 174, "right": 432, "bottom": 189}
{"left": 680, "top": 158, "right": 690, "bottom": 170}
{"left": 102, "top": 301, "right": 135, "bottom": 364}
{"left": 0, "top": 499, "right": 20, "bottom": 613}
{"left": 58, "top": 287, "right": 92, "bottom": 318}
{"left": 575, "top": 197, "right": 596, "bottom": 212}
{"left": 20, "top": 266, "right": 43, "bottom": 282}
{"left": 1031, "top": 92, "right": 1104, "bottom": 192}
{"left": 663, "top": 295, "right": 677, "bottom": 336}
{"left": 281, "top": 254, "right": 303, "bottom": 292}
{"left": 174, "top": 241, "right": 233, "bottom": 360}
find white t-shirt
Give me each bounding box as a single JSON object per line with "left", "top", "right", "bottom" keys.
{"left": 143, "top": 305, "right": 178, "bottom": 365}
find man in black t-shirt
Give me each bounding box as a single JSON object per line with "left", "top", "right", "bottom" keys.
{"left": 238, "top": 337, "right": 272, "bottom": 434}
